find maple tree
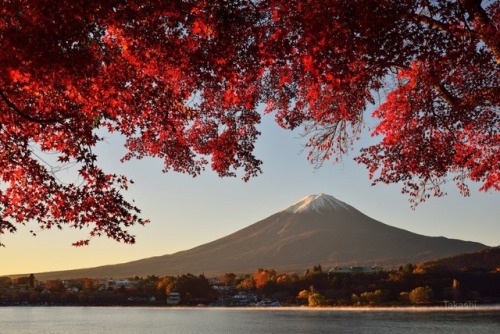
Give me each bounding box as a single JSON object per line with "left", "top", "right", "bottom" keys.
{"left": 1, "top": 0, "right": 498, "bottom": 245}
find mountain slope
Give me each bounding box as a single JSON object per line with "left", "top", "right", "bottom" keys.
{"left": 30, "top": 194, "right": 488, "bottom": 280}
{"left": 416, "top": 246, "right": 500, "bottom": 272}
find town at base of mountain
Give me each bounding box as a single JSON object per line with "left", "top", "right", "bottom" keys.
{"left": 2, "top": 247, "right": 499, "bottom": 307}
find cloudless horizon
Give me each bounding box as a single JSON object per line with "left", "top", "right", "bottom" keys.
{"left": 1, "top": 109, "right": 499, "bottom": 277}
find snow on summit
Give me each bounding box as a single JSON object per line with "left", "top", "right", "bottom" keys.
{"left": 282, "top": 193, "right": 351, "bottom": 213}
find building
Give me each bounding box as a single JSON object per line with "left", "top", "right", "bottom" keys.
{"left": 328, "top": 265, "right": 383, "bottom": 274}
{"left": 167, "top": 292, "right": 181, "bottom": 305}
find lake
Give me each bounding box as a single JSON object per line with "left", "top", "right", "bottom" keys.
{"left": 1, "top": 306, "right": 499, "bottom": 333}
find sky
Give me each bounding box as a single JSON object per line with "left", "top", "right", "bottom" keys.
{"left": 1, "top": 108, "right": 499, "bottom": 276}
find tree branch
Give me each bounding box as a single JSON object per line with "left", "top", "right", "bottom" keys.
{"left": 412, "top": 3, "right": 500, "bottom": 64}
{"left": 434, "top": 83, "right": 499, "bottom": 108}
{"left": 434, "top": 83, "right": 459, "bottom": 107}
{"left": 458, "top": 0, "right": 500, "bottom": 64}
{"left": 0, "top": 89, "right": 59, "bottom": 124}
{"left": 411, "top": 13, "right": 477, "bottom": 39}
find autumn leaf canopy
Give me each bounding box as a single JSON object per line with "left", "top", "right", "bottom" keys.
{"left": 1, "top": 0, "right": 498, "bottom": 245}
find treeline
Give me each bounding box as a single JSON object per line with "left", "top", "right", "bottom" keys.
{"left": 1, "top": 265, "right": 499, "bottom": 306}
{"left": 226, "top": 265, "right": 500, "bottom": 306}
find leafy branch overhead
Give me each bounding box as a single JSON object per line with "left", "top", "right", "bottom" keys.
{"left": 1, "top": 0, "right": 498, "bottom": 244}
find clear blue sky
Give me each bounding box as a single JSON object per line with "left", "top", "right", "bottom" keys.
{"left": 1, "top": 109, "right": 499, "bottom": 276}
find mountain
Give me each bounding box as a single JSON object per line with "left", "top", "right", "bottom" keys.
{"left": 416, "top": 246, "right": 500, "bottom": 273}
{"left": 30, "top": 193, "right": 488, "bottom": 280}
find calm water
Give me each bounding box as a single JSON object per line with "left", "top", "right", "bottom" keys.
{"left": 0, "top": 306, "right": 499, "bottom": 333}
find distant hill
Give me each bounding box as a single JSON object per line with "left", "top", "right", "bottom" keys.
{"left": 416, "top": 246, "right": 500, "bottom": 273}
{"left": 28, "top": 194, "right": 488, "bottom": 280}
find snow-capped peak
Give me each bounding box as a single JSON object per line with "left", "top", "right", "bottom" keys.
{"left": 282, "top": 193, "right": 352, "bottom": 214}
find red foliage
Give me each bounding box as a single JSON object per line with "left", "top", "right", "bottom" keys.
{"left": 253, "top": 269, "right": 276, "bottom": 289}
{"left": 1, "top": 0, "right": 498, "bottom": 244}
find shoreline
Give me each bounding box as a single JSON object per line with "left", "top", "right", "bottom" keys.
{"left": 2, "top": 304, "right": 500, "bottom": 311}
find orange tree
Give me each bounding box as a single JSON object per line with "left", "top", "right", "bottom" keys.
{"left": 1, "top": 0, "right": 498, "bottom": 244}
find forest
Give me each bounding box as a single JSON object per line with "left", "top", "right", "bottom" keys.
{"left": 1, "top": 265, "right": 498, "bottom": 307}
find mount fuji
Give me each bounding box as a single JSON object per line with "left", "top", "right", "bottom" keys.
{"left": 31, "top": 194, "right": 487, "bottom": 280}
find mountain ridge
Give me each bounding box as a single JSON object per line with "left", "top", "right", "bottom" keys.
{"left": 417, "top": 246, "right": 500, "bottom": 272}
{"left": 18, "top": 194, "right": 488, "bottom": 280}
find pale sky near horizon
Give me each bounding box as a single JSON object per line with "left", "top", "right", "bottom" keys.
{"left": 1, "top": 108, "right": 499, "bottom": 277}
